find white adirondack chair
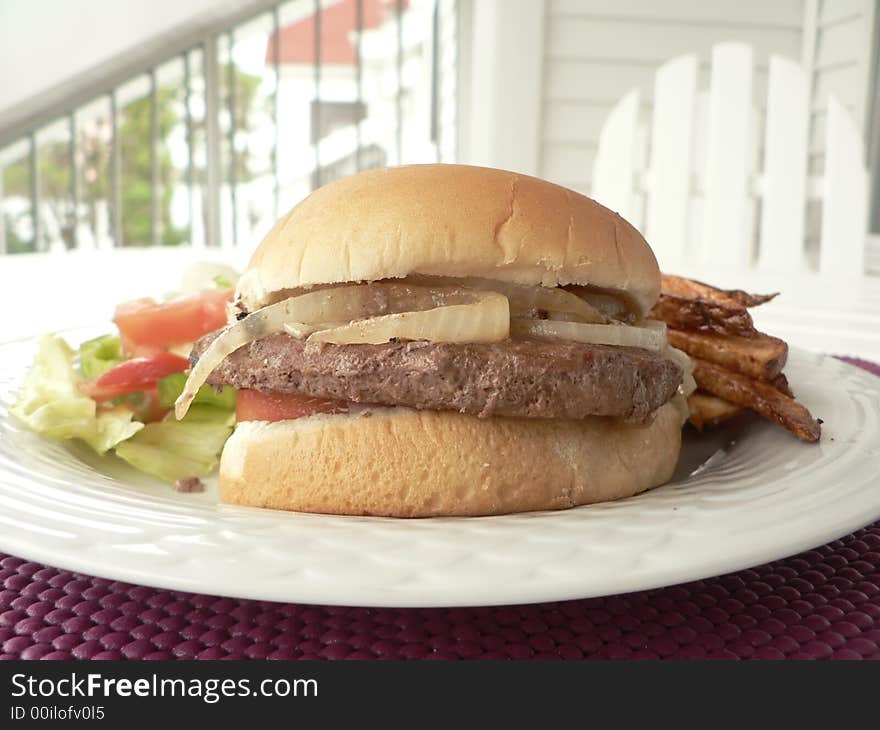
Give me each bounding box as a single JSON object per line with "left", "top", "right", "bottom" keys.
{"left": 591, "top": 42, "right": 879, "bottom": 359}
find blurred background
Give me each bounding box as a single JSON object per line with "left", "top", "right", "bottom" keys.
{"left": 1, "top": 0, "right": 879, "bottom": 355}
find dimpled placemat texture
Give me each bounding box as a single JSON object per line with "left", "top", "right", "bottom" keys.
{"left": 0, "top": 357, "right": 878, "bottom": 661}
{"left": 1, "top": 527, "right": 879, "bottom": 660}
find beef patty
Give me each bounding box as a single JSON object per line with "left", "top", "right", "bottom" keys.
{"left": 194, "top": 332, "right": 682, "bottom": 422}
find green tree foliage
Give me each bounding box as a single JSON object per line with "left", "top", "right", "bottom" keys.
{"left": 1, "top": 220, "right": 31, "bottom": 254}
{"left": 3, "top": 135, "right": 75, "bottom": 252}
{"left": 120, "top": 87, "right": 184, "bottom": 246}
{"left": 219, "top": 62, "right": 265, "bottom": 185}
{"left": 3, "top": 64, "right": 262, "bottom": 251}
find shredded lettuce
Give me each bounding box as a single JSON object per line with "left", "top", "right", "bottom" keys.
{"left": 114, "top": 406, "right": 234, "bottom": 483}
{"left": 11, "top": 334, "right": 143, "bottom": 454}
{"left": 15, "top": 333, "right": 237, "bottom": 483}
{"left": 156, "top": 373, "right": 236, "bottom": 411}
{"left": 78, "top": 334, "right": 123, "bottom": 378}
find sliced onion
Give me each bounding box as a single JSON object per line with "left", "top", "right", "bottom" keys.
{"left": 670, "top": 393, "right": 691, "bottom": 425}
{"left": 175, "top": 284, "right": 507, "bottom": 418}
{"left": 263, "top": 282, "right": 469, "bottom": 324}
{"left": 502, "top": 280, "right": 608, "bottom": 322}
{"left": 418, "top": 277, "right": 608, "bottom": 323}
{"left": 258, "top": 283, "right": 486, "bottom": 330}
{"left": 579, "top": 291, "right": 632, "bottom": 321}
{"left": 681, "top": 371, "right": 697, "bottom": 398}
{"left": 559, "top": 285, "right": 636, "bottom": 322}
{"left": 308, "top": 291, "right": 509, "bottom": 345}
{"left": 642, "top": 319, "right": 668, "bottom": 333}
{"left": 511, "top": 318, "right": 667, "bottom": 352}
{"left": 282, "top": 321, "right": 337, "bottom": 338}
{"left": 665, "top": 345, "right": 697, "bottom": 397}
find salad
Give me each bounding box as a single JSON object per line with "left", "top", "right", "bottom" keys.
{"left": 11, "top": 264, "right": 241, "bottom": 487}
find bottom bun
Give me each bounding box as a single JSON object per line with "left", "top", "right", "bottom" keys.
{"left": 219, "top": 403, "right": 682, "bottom": 517}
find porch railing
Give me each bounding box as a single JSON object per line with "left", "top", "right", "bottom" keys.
{"left": 0, "top": 0, "right": 457, "bottom": 255}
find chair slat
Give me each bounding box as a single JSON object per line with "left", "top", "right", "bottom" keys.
{"left": 590, "top": 41, "right": 870, "bottom": 288}
{"left": 645, "top": 54, "right": 697, "bottom": 264}
{"left": 758, "top": 55, "right": 809, "bottom": 272}
{"left": 591, "top": 89, "right": 640, "bottom": 224}
{"left": 820, "top": 95, "right": 868, "bottom": 279}
{"left": 700, "top": 42, "right": 754, "bottom": 269}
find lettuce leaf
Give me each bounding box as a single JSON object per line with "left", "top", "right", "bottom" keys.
{"left": 15, "top": 334, "right": 236, "bottom": 482}
{"left": 11, "top": 334, "right": 143, "bottom": 454}
{"left": 114, "top": 406, "right": 234, "bottom": 482}
{"left": 156, "top": 373, "right": 236, "bottom": 411}
{"left": 78, "top": 334, "right": 122, "bottom": 378}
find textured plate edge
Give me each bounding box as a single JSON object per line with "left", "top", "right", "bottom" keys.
{"left": 0, "top": 332, "right": 878, "bottom": 607}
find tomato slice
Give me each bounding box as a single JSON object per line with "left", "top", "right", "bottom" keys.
{"left": 236, "top": 390, "right": 349, "bottom": 422}
{"left": 114, "top": 288, "right": 233, "bottom": 350}
{"left": 81, "top": 352, "right": 191, "bottom": 402}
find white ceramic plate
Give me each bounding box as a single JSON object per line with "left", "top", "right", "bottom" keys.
{"left": 0, "top": 329, "right": 878, "bottom": 607}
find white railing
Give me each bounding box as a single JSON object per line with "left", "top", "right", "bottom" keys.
{"left": 0, "top": 0, "right": 457, "bottom": 255}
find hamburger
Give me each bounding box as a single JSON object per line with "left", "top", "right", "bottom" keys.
{"left": 176, "top": 164, "right": 692, "bottom": 517}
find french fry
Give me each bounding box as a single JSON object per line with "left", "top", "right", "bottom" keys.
{"left": 668, "top": 328, "right": 788, "bottom": 381}
{"left": 661, "top": 274, "right": 777, "bottom": 308}
{"left": 657, "top": 274, "right": 818, "bottom": 442}
{"left": 771, "top": 372, "right": 794, "bottom": 398}
{"left": 686, "top": 378, "right": 792, "bottom": 432}
{"left": 692, "top": 358, "right": 821, "bottom": 442}
{"left": 651, "top": 294, "right": 757, "bottom": 337}
{"left": 687, "top": 392, "right": 744, "bottom": 431}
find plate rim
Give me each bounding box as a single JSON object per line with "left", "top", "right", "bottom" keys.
{"left": 0, "top": 329, "right": 878, "bottom": 607}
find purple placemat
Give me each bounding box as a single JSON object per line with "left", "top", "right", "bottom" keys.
{"left": 1, "top": 358, "right": 878, "bottom": 661}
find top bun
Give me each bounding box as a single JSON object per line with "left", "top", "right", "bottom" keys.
{"left": 238, "top": 164, "right": 660, "bottom": 317}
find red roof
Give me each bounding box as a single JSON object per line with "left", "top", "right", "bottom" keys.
{"left": 266, "top": 0, "right": 408, "bottom": 66}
